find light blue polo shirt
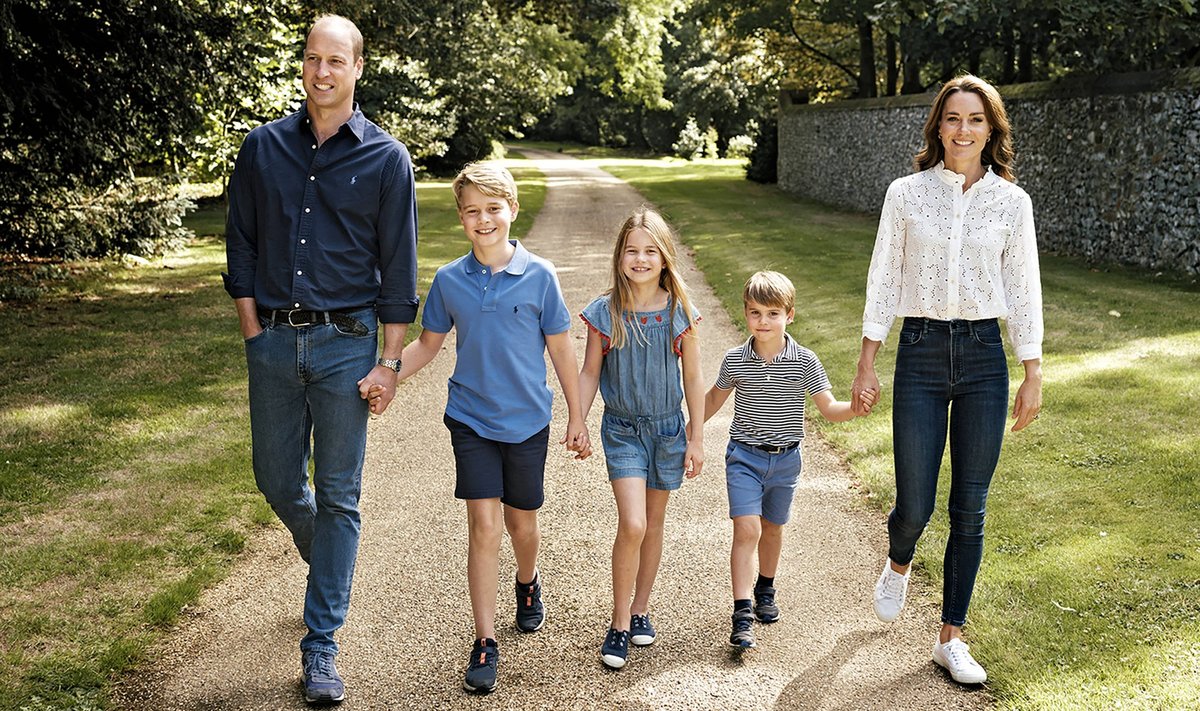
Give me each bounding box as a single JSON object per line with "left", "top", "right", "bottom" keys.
{"left": 422, "top": 240, "right": 572, "bottom": 443}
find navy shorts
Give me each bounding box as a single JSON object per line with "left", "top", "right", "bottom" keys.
{"left": 444, "top": 414, "right": 550, "bottom": 510}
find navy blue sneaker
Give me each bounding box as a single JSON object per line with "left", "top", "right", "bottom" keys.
{"left": 301, "top": 650, "right": 345, "bottom": 705}
{"left": 463, "top": 638, "right": 498, "bottom": 693}
{"left": 515, "top": 572, "right": 545, "bottom": 632}
{"left": 754, "top": 584, "right": 779, "bottom": 623}
{"left": 630, "top": 614, "right": 657, "bottom": 646}
{"left": 600, "top": 627, "right": 630, "bottom": 669}
{"left": 729, "top": 608, "right": 756, "bottom": 649}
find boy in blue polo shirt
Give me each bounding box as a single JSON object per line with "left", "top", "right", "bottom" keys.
{"left": 704, "top": 271, "right": 875, "bottom": 650}
{"left": 387, "top": 162, "right": 590, "bottom": 693}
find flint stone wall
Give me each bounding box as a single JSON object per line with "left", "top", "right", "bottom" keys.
{"left": 777, "top": 69, "right": 1200, "bottom": 275}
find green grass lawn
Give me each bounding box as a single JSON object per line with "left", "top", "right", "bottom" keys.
{"left": 0, "top": 167, "right": 546, "bottom": 710}
{"left": 589, "top": 154, "right": 1200, "bottom": 709}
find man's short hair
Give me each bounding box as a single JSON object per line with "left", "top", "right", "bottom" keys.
{"left": 452, "top": 162, "right": 519, "bottom": 208}
{"left": 309, "top": 14, "right": 363, "bottom": 60}
{"left": 743, "top": 270, "right": 795, "bottom": 311}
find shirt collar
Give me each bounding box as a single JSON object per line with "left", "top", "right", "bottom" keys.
{"left": 463, "top": 240, "right": 530, "bottom": 276}
{"left": 298, "top": 103, "right": 366, "bottom": 143}
{"left": 738, "top": 333, "right": 801, "bottom": 363}
{"left": 934, "top": 161, "right": 996, "bottom": 189}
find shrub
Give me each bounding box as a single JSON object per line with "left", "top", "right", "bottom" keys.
{"left": 673, "top": 117, "right": 705, "bottom": 160}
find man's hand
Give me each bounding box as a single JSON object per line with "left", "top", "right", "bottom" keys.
{"left": 357, "top": 366, "right": 399, "bottom": 415}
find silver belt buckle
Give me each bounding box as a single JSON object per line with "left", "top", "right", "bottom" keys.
{"left": 285, "top": 309, "right": 313, "bottom": 326}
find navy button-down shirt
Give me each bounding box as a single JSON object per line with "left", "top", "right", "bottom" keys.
{"left": 223, "top": 105, "right": 419, "bottom": 323}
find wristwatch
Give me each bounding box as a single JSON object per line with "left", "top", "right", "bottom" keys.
{"left": 377, "top": 358, "right": 402, "bottom": 372}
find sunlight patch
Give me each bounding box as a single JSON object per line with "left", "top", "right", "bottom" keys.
{"left": 0, "top": 402, "right": 87, "bottom": 436}
{"left": 1050, "top": 334, "right": 1200, "bottom": 383}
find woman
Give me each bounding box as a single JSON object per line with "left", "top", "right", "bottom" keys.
{"left": 851, "top": 74, "right": 1043, "bottom": 685}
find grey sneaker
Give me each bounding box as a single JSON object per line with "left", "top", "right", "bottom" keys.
{"left": 753, "top": 584, "right": 779, "bottom": 623}
{"left": 301, "top": 650, "right": 345, "bottom": 705}
{"left": 933, "top": 637, "right": 988, "bottom": 684}
{"left": 729, "top": 608, "right": 756, "bottom": 648}
{"left": 463, "top": 639, "right": 498, "bottom": 693}
{"left": 515, "top": 573, "right": 545, "bottom": 632}
{"left": 873, "top": 559, "right": 910, "bottom": 622}
{"left": 630, "top": 614, "right": 657, "bottom": 646}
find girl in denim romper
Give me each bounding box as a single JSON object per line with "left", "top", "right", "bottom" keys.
{"left": 578, "top": 208, "right": 705, "bottom": 670}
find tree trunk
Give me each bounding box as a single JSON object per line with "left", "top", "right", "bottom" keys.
{"left": 886, "top": 33, "right": 899, "bottom": 96}
{"left": 899, "top": 26, "right": 923, "bottom": 94}
{"left": 1002, "top": 24, "right": 1017, "bottom": 84}
{"left": 857, "top": 17, "right": 877, "bottom": 98}
{"left": 1018, "top": 36, "right": 1033, "bottom": 82}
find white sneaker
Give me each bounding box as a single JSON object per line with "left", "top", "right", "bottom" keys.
{"left": 933, "top": 637, "right": 988, "bottom": 684}
{"left": 872, "top": 560, "right": 909, "bottom": 622}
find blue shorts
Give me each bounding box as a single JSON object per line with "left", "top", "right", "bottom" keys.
{"left": 444, "top": 414, "right": 549, "bottom": 510}
{"left": 600, "top": 411, "right": 687, "bottom": 492}
{"left": 725, "top": 440, "right": 803, "bottom": 525}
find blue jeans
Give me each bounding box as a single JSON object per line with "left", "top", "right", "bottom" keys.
{"left": 888, "top": 317, "right": 1008, "bottom": 627}
{"left": 244, "top": 308, "right": 377, "bottom": 654}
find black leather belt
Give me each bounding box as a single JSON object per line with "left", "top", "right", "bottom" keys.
{"left": 257, "top": 307, "right": 369, "bottom": 336}
{"left": 736, "top": 440, "right": 799, "bottom": 455}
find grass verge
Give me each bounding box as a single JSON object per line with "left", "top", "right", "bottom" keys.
{"left": 0, "top": 166, "right": 546, "bottom": 710}
{"left": 588, "top": 154, "right": 1200, "bottom": 710}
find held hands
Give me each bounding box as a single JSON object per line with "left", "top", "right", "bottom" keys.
{"left": 851, "top": 366, "right": 881, "bottom": 416}
{"left": 561, "top": 418, "right": 592, "bottom": 460}
{"left": 357, "top": 365, "right": 398, "bottom": 415}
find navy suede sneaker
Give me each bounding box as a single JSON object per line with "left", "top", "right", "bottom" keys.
{"left": 463, "top": 638, "right": 499, "bottom": 693}
{"left": 301, "top": 650, "right": 345, "bottom": 705}
{"left": 515, "top": 572, "right": 545, "bottom": 632}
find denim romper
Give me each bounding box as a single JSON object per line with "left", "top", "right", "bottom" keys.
{"left": 581, "top": 295, "right": 700, "bottom": 491}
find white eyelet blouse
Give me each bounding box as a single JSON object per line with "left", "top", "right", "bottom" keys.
{"left": 862, "top": 162, "right": 1043, "bottom": 362}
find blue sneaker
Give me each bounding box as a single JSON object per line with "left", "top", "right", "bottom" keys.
{"left": 729, "top": 608, "right": 756, "bottom": 649}
{"left": 515, "top": 572, "right": 545, "bottom": 632}
{"left": 630, "top": 614, "right": 657, "bottom": 646}
{"left": 463, "top": 638, "right": 499, "bottom": 693}
{"left": 301, "top": 650, "right": 345, "bottom": 705}
{"left": 600, "top": 627, "right": 630, "bottom": 669}
{"left": 754, "top": 584, "right": 779, "bottom": 623}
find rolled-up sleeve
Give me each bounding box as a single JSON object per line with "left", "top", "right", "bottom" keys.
{"left": 222, "top": 135, "right": 259, "bottom": 299}
{"left": 375, "top": 144, "right": 420, "bottom": 324}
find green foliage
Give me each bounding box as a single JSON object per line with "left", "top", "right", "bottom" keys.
{"left": 0, "top": 0, "right": 214, "bottom": 258}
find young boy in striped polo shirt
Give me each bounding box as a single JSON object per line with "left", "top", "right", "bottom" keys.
{"left": 704, "top": 271, "right": 876, "bottom": 649}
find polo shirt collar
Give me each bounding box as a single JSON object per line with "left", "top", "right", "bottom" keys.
{"left": 298, "top": 103, "right": 366, "bottom": 142}
{"left": 738, "top": 333, "right": 801, "bottom": 364}
{"left": 463, "top": 240, "right": 530, "bottom": 276}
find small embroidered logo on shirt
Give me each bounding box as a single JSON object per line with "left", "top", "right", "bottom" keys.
{"left": 513, "top": 306, "right": 519, "bottom": 313}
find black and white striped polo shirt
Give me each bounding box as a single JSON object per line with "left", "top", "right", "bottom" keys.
{"left": 714, "top": 334, "right": 832, "bottom": 448}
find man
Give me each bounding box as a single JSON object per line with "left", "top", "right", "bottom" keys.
{"left": 222, "top": 14, "right": 417, "bottom": 705}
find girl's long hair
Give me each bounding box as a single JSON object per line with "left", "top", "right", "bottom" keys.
{"left": 607, "top": 208, "right": 697, "bottom": 350}
{"left": 915, "top": 74, "right": 1016, "bottom": 182}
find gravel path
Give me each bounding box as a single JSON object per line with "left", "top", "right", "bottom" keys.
{"left": 113, "top": 151, "right": 992, "bottom": 710}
